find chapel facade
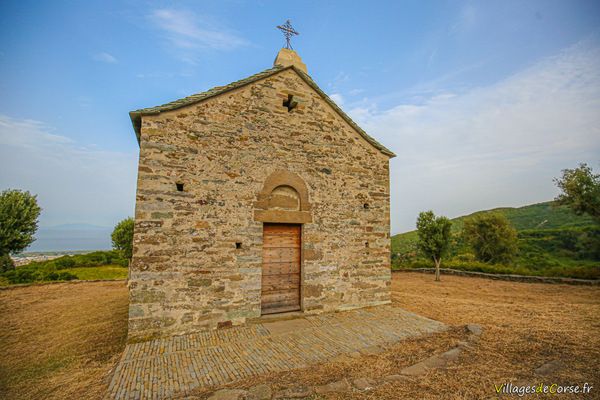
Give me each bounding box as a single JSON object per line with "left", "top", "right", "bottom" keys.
{"left": 127, "top": 49, "right": 395, "bottom": 340}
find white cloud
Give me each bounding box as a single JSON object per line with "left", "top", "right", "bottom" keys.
{"left": 93, "top": 52, "right": 118, "bottom": 63}
{"left": 332, "top": 71, "right": 350, "bottom": 85}
{"left": 350, "top": 40, "right": 600, "bottom": 233}
{"left": 0, "top": 115, "right": 137, "bottom": 227}
{"left": 329, "top": 93, "right": 344, "bottom": 107}
{"left": 149, "top": 9, "right": 248, "bottom": 51}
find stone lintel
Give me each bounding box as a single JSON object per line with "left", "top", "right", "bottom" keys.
{"left": 254, "top": 209, "right": 312, "bottom": 224}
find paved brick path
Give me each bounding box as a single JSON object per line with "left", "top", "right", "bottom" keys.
{"left": 107, "top": 306, "right": 445, "bottom": 399}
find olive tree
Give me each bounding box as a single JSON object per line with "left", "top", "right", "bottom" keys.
{"left": 111, "top": 217, "right": 134, "bottom": 261}
{"left": 0, "top": 189, "right": 42, "bottom": 272}
{"left": 463, "top": 213, "right": 518, "bottom": 264}
{"left": 416, "top": 211, "right": 452, "bottom": 282}
{"left": 554, "top": 163, "right": 600, "bottom": 222}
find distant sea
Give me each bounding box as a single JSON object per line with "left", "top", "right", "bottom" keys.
{"left": 25, "top": 224, "right": 112, "bottom": 253}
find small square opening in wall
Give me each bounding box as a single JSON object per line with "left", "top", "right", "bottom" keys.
{"left": 283, "top": 94, "right": 298, "bottom": 112}
{"left": 176, "top": 183, "right": 184, "bottom": 192}
{"left": 235, "top": 242, "right": 242, "bottom": 249}
{"left": 363, "top": 203, "right": 370, "bottom": 209}
{"left": 365, "top": 241, "right": 369, "bottom": 248}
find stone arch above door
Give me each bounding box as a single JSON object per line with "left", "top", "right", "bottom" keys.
{"left": 254, "top": 170, "right": 312, "bottom": 223}
{"left": 268, "top": 185, "right": 300, "bottom": 211}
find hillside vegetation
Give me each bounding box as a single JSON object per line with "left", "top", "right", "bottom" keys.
{"left": 392, "top": 201, "right": 600, "bottom": 279}
{"left": 0, "top": 251, "right": 128, "bottom": 286}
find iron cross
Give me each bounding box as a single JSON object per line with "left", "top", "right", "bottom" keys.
{"left": 276, "top": 19, "right": 299, "bottom": 50}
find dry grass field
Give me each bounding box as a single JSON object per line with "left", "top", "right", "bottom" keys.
{"left": 0, "top": 281, "right": 128, "bottom": 400}
{"left": 1, "top": 273, "right": 599, "bottom": 399}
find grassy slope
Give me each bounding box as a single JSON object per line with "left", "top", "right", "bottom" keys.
{"left": 0, "top": 266, "right": 127, "bottom": 287}
{"left": 392, "top": 201, "right": 595, "bottom": 254}
{"left": 1, "top": 251, "right": 128, "bottom": 286}
{"left": 392, "top": 201, "right": 599, "bottom": 279}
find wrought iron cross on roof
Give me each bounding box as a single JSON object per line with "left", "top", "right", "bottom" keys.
{"left": 276, "top": 19, "right": 299, "bottom": 50}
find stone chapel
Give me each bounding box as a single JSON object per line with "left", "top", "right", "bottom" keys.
{"left": 127, "top": 48, "right": 395, "bottom": 340}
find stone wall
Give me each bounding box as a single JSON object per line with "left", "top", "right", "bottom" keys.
{"left": 129, "top": 68, "right": 391, "bottom": 341}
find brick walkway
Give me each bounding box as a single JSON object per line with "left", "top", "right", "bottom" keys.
{"left": 107, "top": 306, "right": 445, "bottom": 399}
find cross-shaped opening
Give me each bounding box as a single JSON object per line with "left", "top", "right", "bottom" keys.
{"left": 283, "top": 94, "right": 298, "bottom": 112}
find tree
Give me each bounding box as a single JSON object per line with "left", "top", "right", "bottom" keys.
{"left": 416, "top": 211, "right": 452, "bottom": 281}
{"left": 554, "top": 163, "right": 600, "bottom": 222}
{"left": 112, "top": 217, "right": 134, "bottom": 261}
{"left": 463, "top": 213, "right": 518, "bottom": 264}
{"left": 0, "top": 189, "right": 41, "bottom": 272}
{"left": 1, "top": 253, "right": 14, "bottom": 273}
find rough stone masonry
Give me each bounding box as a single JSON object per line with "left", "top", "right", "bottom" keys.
{"left": 127, "top": 48, "right": 396, "bottom": 341}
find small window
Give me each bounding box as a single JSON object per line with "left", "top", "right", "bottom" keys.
{"left": 283, "top": 94, "right": 298, "bottom": 112}
{"left": 363, "top": 203, "right": 370, "bottom": 209}
{"left": 176, "top": 183, "right": 184, "bottom": 192}
{"left": 235, "top": 242, "right": 242, "bottom": 249}
{"left": 365, "top": 242, "right": 369, "bottom": 248}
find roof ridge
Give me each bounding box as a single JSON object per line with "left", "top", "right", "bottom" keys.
{"left": 129, "top": 65, "right": 395, "bottom": 157}
{"left": 130, "top": 65, "right": 285, "bottom": 115}
{"left": 290, "top": 69, "right": 395, "bottom": 157}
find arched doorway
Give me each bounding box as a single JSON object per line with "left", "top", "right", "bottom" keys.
{"left": 261, "top": 223, "right": 302, "bottom": 314}
{"left": 254, "top": 171, "right": 312, "bottom": 314}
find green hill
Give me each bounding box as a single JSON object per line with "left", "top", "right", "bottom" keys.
{"left": 392, "top": 201, "right": 599, "bottom": 279}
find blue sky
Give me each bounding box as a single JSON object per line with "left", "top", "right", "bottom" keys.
{"left": 0, "top": 0, "right": 599, "bottom": 235}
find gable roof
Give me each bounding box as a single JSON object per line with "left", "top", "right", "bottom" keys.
{"left": 129, "top": 65, "right": 395, "bottom": 158}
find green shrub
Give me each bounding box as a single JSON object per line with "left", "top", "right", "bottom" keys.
{"left": 455, "top": 253, "right": 476, "bottom": 262}
{"left": 1, "top": 253, "right": 15, "bottom": 273}
{"left": 576, "top": 228, "right": 600, "bottom": 260}
{"left": 392, "top": 259, "right": 434, "bottom": 270}
{"left": 24, "top": 251, "right": 129, "bottom": 270}
{"left": 4, "top": 268, "right": 37, "bottom": 284}
{"left": 0, "top": 250, "right": 128, "bottom": 285}
{"left": 463, "top": 213, "right": 518, "bottom": 264}
{"left": 4, "top": 265, "right": 78, "bottom": 284}
{"left": 519, "top": 252, "right": 562, "bottom": 269}
{"left": 542, "top": 265, "right": 600, "bottom": 280}
{"left": 55, "top": 271, "right": 77, "bottom": 281}
{"left": 54, "top": 256, "right": 76, "bottom": 268}
{"left": 3, "top": 265, "right": 78, "bottom": 284}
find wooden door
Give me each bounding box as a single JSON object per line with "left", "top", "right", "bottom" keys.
{"left": 261, "top": 223, "right": 301, "bottom": 314}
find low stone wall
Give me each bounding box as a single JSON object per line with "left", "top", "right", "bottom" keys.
{"left": 393, "top": 268, "right": 600, "bottom": 286}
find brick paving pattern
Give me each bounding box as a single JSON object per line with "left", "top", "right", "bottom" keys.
{"left": 107, "top": 306, "right": 445, "bottom": 399}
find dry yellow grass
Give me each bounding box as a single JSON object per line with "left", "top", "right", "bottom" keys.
{"left": 0, "top": 281, "right": 128, "bottom": 400}
{"left": 1, "top": 273, "right": 599, "bottom": 399}
{"left": 384, "top": 272, "right": 600, "bottom": 399}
